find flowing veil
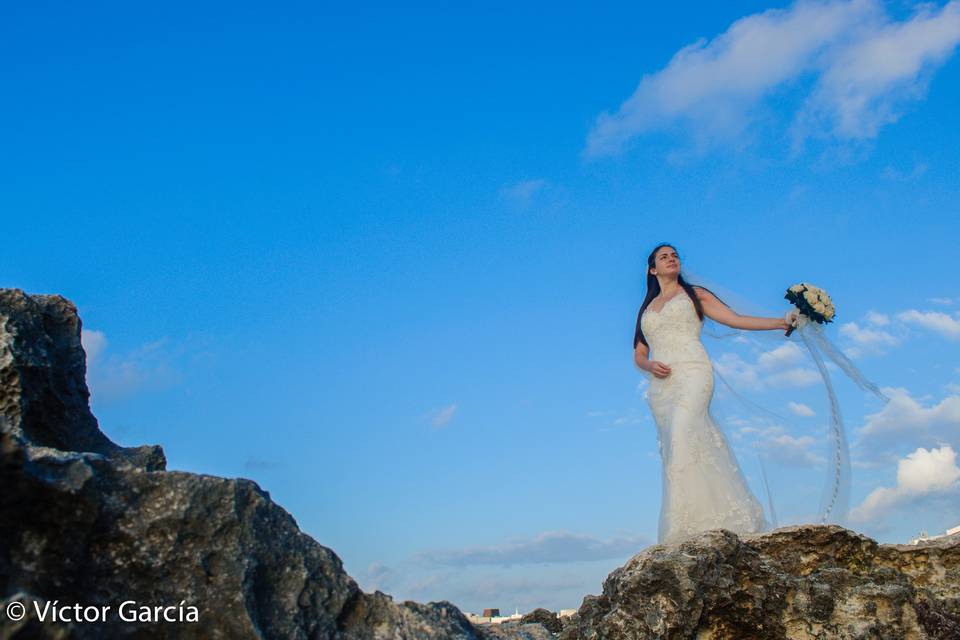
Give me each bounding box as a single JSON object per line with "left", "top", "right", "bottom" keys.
{"left": 678, "top": 266, "right": 890, "bottom": 528}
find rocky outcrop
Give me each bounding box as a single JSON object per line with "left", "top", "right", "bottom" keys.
{"left": 0, "top": 289, "right": 484, "bottom": 639}
{"left": 478, "top": 621, "right": 556, "bottom": 639}
{"left": 560, "top": 525, "right": 960, "bottom": 640}
{"left": 520, "top": 609, "right": 562, "bottom": 633}
{"left": 0, "top": 290, "right": 164, "bottom": 471}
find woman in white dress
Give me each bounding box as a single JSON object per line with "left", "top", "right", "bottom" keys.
{"left": 633, "top": 243, "right": 793, "bottom": 545}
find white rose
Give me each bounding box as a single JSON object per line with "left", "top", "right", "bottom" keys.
{"left": 789, "top": 284, "right": 804, "bottom": 294}
{"left": 824, "top": 307, "right": 835, "bottom": 320}
{"left": 803, "top": 290, "right": 818, "bottom": 305}
{"left": 814, "top": 301, "right": 827, "bottom": 314}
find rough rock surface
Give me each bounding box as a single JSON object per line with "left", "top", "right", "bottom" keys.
{"left": 478, "top": 621, "right": 556, "bottom": 639}
{"left": 0, "top": 289, "right": 485, "bottom": 639}
{"left": 0, "top": 290, "right": 164, "bottom": 471}
{"left": 560, "top": 526, "right": 960, "bottom": 640}
{"left": 520, "top": 608, "right": 562, "bottom": 633}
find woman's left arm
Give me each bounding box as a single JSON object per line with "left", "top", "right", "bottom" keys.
{"left": 694, "top": 287, "right": 789, "bottom": 331}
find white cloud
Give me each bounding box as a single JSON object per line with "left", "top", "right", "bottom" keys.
{"left": 928, "top": 297, "right": 955, "bottom": 306}
{"left": 788, "top": 401, "right": 816, "bottom": 417}
{"left": 897, "top": 309, "right": 960, "bottom": 340}
{"left": 757, "top": 342, "right": 808, "bottom": 369}
{"left": 586, "top": 410, "right": 616, "bottom": 418}
{"left": 715, "top": 343, "right": 820, "bottom": 391}
{"left": 81, "top": 329, "right": 108, "bottom": 365}
{"left": 428, "top": 404, "right": 458, "bottom": 429}
{"left": 82, "top": 330, "right": 183, "bottom": 403}
{"left": 839, "top": 320, "right": 900, "bottom": 357}
{"left": 636, "top": 377, "right": 650, "bottom": 397}
{"left": 426, "top": 572, "right": 587, "bottom": 608}
{"left": 760, "top": 432, "right": 826, "bottom": 467}
{"left": 612, "top": 413, "right": 644, "bottom": 427}
{"left": 356, "top": 552, "right": 611, "bottom": 612}
{"left": 412, "top": 530, "right": 650, "bottom": 568}
{"left": 500, "top": 179, "right": 548, "bottom": 207}
{"left": 742, "top": 423, "right": 826, "bottom": 467}
{"left": 390, "top": 568, "right": 596, "bottom": 615}
{"left": 850, "top": 445, "right": 960, "bottom": 523}
{"left": 881, "top": 161, "right": 928, "bottom": 181}
{"left": 359, "top": 561, "right": 400, "bottom": 593}
{"left": 714, "top": 353, "right": 763, "bottom": 390}
{"left": 585, "top": 0, "right": 960, "bottom": 158}
{"left": 864, "top": 311, "right": 890, "bottom": 326}
{"left": 765, "top": 367, "right": 823, "bottom": 388}
{"left": 857, "top": 386, "right": 960, "bottom": 442}
{"left": 799, "top": 1, "right": 960, "bottom": 141}
{"left": 587, "top": 406, "right": 648, "bottom": 430}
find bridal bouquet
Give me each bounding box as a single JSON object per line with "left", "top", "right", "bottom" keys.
{"left": 784, "top": 282, "right": 835, "bottom": 337}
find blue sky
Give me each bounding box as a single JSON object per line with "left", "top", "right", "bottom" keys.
{"left": 3, "top": 0, "right": 960, "bottom": 615}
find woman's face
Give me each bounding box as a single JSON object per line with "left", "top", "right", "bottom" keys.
{"left": 651, "top": 246, "right": 680, "bottom": 276}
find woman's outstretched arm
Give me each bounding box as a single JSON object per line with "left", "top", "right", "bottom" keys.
{"left": 694, "top": 286, "right": 789, "bottom": 332}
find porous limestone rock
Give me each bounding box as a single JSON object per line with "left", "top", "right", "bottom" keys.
{"left": 560, "top": 526, "right": 959, "bottom": 640}
{"left": 520, "top": 608, "right": 563, "bottom": 633}
{"left": 479, "top": 621, "right": 557, "bottom": 639}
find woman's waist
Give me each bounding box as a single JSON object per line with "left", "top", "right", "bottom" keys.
{"left": 640, "top": 357, "right": 711, "bottom": 382}
{"left": 648, "top": 342, "right": 710, "bottom": 364}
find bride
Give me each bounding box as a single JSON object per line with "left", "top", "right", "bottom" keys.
{"left": 633, "top": 243, "right": 794, "bottom": 544}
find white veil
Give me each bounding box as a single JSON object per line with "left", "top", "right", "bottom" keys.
{"left": 680, "top": 266, "right": 890, "bottom": 527}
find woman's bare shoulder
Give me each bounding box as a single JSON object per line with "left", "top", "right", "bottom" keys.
{"left": 691, "top": 286, "right": 721, "bottom": 305}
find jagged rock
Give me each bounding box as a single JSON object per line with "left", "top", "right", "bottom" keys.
{"left": 560, "top": 525, "right": 960, "bottom": 640}
{"left": 477, "top": 621, "right": 556, "bottom": 639}
{"left": 520, "top": 608, "right": 562, "bottom": 633}
{"left": 0, "top": 289, "right": 484, "bottom": 639}
{"left": 0, "top": 289, "right": 164, "bottom": 471}
{"left": 334, "top": 592, "right": 478, "bottom": 639}
{"left": 558, "top": 612, "right": 579, "bottom": 635}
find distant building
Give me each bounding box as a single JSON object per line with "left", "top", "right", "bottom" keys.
{"left": 909, "top": 523, "right": 960, "bottom": 545}
{"left": 465, "top": 607, "right": 523, "bottom": 626}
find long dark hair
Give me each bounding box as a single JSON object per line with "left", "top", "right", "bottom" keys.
{"left": 632, "top": 243, "right": 728, "bottom": 350}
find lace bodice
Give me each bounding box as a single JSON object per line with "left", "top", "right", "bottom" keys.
{"left": 640, "top": 293, "right": 710, "bottom": 366}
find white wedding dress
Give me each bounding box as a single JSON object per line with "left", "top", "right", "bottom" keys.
{"left": 640, "top": 293, "right": 767, "bottom": 544}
